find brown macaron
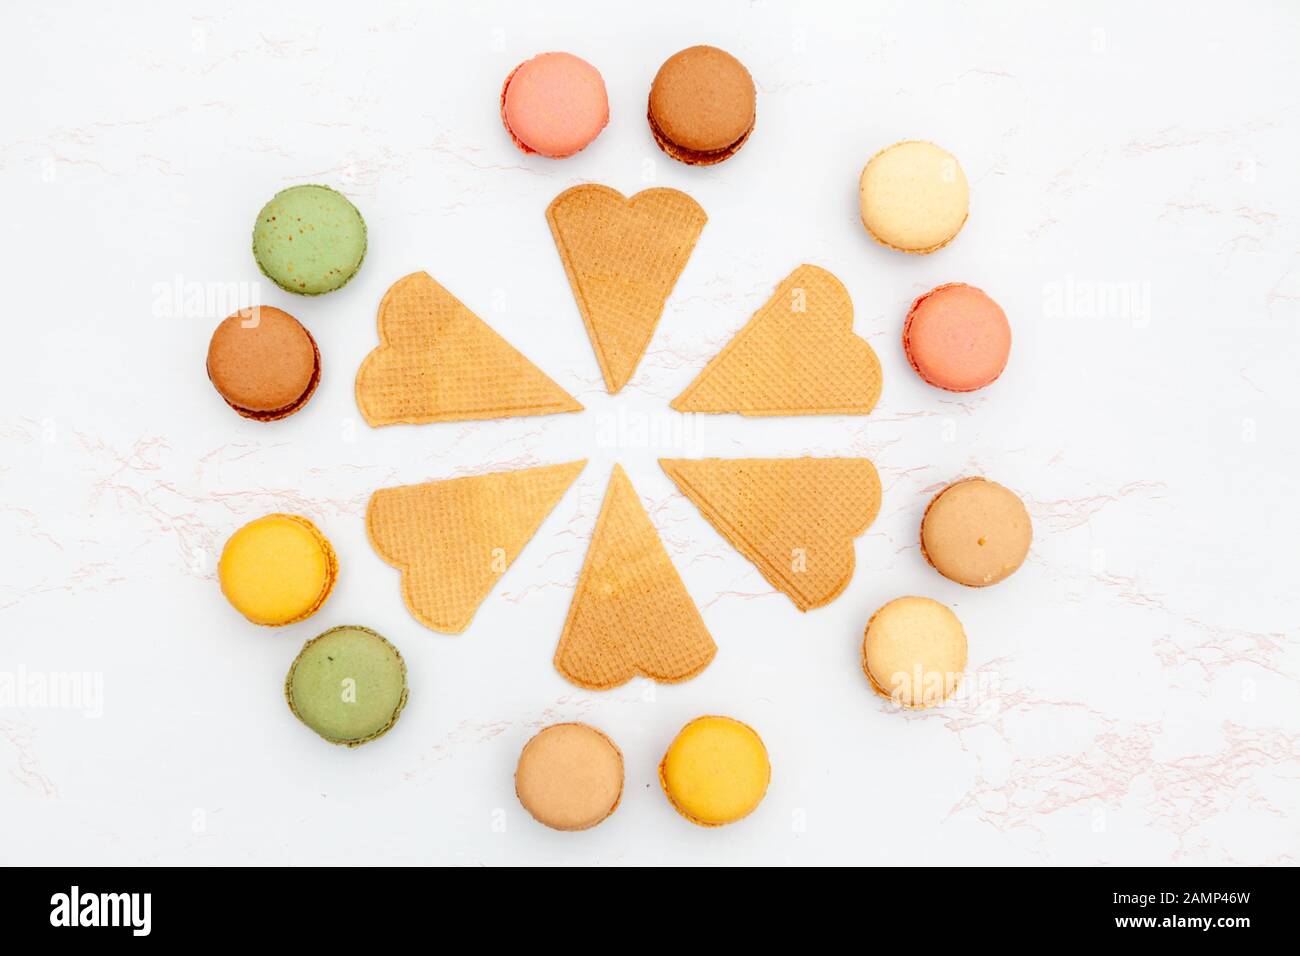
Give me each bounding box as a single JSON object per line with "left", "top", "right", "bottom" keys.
{"left": 648, "top": 45, "right": 755, "bottom": 166}
{"left": 920, "top": 478, "right": 1032, "bottom": 586}
{"left": 206, "top": 306, "right": 320, "bottom": 420}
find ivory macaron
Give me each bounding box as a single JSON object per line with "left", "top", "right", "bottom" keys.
{"left": 862, "top": 596, "right": 967, "bottom": 708}
{"left": 859, "top": 140, "right": 969, "bottom": 253}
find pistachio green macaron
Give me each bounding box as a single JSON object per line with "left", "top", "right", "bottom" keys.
{"left": 285, "top": 625, "right": 408, "bottom": 747}
{"left": 252, "top": 184, "right": 367, "bottom": 295}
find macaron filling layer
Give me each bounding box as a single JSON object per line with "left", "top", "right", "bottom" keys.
{"left": 285, "top": 625, "right": 408, "bottom": 746}
{"left": 252, "top": 184, "right": 367, "bottom": 296}
{"left": 659, "top": 715, "right": 770, "bottom": 826}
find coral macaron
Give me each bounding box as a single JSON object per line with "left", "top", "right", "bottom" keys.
{"left": 904, "top": 283, "right": 1011, "bottom": 392}
{"left": 500, "top": 52, "right": 608, "bottom": 158}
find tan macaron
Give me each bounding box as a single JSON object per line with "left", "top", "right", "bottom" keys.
{"left": 648, "top": 45, "right": 755, "bottom": 165}
{"left": 859, "top": 140, "right": 969, "bottom": 253}
{"left": 862, "top": 596, "right": 967, "bottom": 708}
{"left": 921, "top": 478, "right": 1031, "bottom": 586}
{"left": 206, "top": 306, "right": 320, "bottom": 420}
{"left": 514, "top": 722, "right": 624, "bottom": 831}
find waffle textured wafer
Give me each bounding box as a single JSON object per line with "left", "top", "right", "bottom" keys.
{"left": 672, "top": 264, "right": 882, "bottom": 415}
{"left": 356, "top": 271, "right": 582, "bottom": 426}
{"left": 660, "top": 457, "right": 881, "bottom": 611}
{"left": 367, "top": 460, "right": 586, "bottom": 633}
{"left": 546, "top": 184, "right": 706, "bottom": 394}
{"left": 554, "top": 465, "right": 716, "bottom": 689}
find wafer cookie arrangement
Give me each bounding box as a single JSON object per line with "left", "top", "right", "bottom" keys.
{"left": 204, "top": 40, "right": 1029, "bottom": 831}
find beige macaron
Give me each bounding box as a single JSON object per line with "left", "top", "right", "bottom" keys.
{"left": 859, "top": 140, "right": 969, "bottom": 253}
{"left": 862, "top": 596, "right": 967, "bottom": 708}
{"left": 921, "top": 478, "right": 1031, "bottom": 586}
{"left": 514, "top": 722, "right": 624, "bottom": 831}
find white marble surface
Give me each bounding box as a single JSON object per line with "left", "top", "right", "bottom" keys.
{"left": 3, "top": 0, "right": 1297, "bottom": 866}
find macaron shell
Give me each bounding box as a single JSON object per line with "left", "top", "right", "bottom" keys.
{"left": 218, "top": 514, "right": 336, "bottom": 626}
{"left": 501, "top": 52, "right": 608, "bottom": 158}
{"left": 648, "top": 45, "right": 755, "bottom": 163}
{"left": 658, "top": 715, "right": 770, "bottom": 826}
{"left": 862, "top": 596, "right": 967, "bottom": 708}
{"left": 859, "top": 141, "right": 969, "bottom": 253}
{"left": 206, "top": 306, "right": 320, "bottom": 419}
{"left": 904, "top": 283, "right": 1011, "bottom": 392}
{"left": 921, "top": 478, "right": 1032, "bottom": 586}
{"left": 514, "top": 723, "right": 624, "bottom": 831}
{"left": 252, "top": 184, "right": 367, "bottom": 296}
{"left": 285, "top": 625, "right": 408, "bottom": 747}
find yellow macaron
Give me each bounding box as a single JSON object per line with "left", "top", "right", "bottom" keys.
{"left": 859, "top": 140, "right": 969, "bottom": 254}
{"left": 861, "top": 596, "right": 967, "bottom": 708}
{"left": 659, "top": 715, "right": 770, "bottom": 827}
{"left": 218, "top": 513, "right": 337, "bottom": 626}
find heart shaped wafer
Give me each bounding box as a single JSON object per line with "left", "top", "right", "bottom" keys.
{"left": 356, "top": 271, "right": 582, "bottom": 426}
{"left": 547, "top": 184, "right": 707, "bottom": 394}
{"left": 660, "top": 457, "right": 881, "bottom": 611}
{"left": 367, "top": 461, "right": 585, "bottom": 633}
{"left": 672, "top": 264, "right": 882, "bottom": 415}
{"left": 554, "top": 465, "right": 716, "bottom": 689}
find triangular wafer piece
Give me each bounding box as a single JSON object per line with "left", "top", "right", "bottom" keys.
{"left": 660, "top": 457, "right": 881, "bottom": 611}
{"left": 554, "top": 465, "right": 716, "bottom": 689}
{"left": 356, "top": 271, "right": 582, "bottom": 426}
{"left": 367, "top": 460, "right": 585, "bottom": 633}
{"left": 672, "top": 264, "right": 882, "bottom": 415}
{"left": 547, "top": 184, "right": 707, "bottom": 394}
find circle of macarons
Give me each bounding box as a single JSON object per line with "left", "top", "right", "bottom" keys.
{"left": 859, "top": 140, "right": 969, "bottom": 253}
{"left": 903, "top": 282, "right": 1011, "bottom": 392}
{"left": 514, "top": 722, "right": 624, "bottom": 831}
{"left": 861, "top": 596, "right": 967, "bottom": 709}
{"left": 252, "top": 184, "right": 367, "bottom": 295}
{"left": 921, "top": 478, "right": 1032, "bottom": 587}
{"left": 218, "top": 514, "right": 337, "bottom": 626}
{"left": 648, "top": 45, "right": 755, "bottom": 166}
{"left": 659, "top": 715, "right": 770, "bottom": 826}
{"left": 500, "top": 52, "right": 609, "bottom": 158}
{"left": 206, "top": 306, "right": 320, "bottom": 420}
{"left": 285, "top": 625, "right": 408, "bottom": 747}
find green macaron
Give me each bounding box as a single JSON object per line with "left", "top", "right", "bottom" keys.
{"left": 285, "top": 625, "right": 408, "bottom": 747}
{"left": 252, "top": 184, "right": 367, "bottom": 295}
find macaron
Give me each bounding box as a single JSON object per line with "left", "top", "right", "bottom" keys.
{"left": 285, "top": 625, "right": 408, "bottom": 747}
{"left": 859, "top": 140, "right": 969, "bottom": 253}
{"left": 659, "top": 715, "right": 770, "bottom": 827}
{"left": 903, "top": 283, "right": 1010, "bottom": 392}
{"left": 514, "top": 723, "right": 624, "bottom": 831}
{"left": 921, "top": 478, "right": 1031, "bottom": 587}
{"left": 206, "top": 306, "right": 320, "bottom": 420}
{"left": 252, "top": 184, "right": 367, "bottom": 295}
{"left": 648, "top": 45, "right": 755, "bottom": 166}
{"left": 500, "top": 52, "right": 609, "bottom": 158}
{"left": 218, "top": 514, "right": 337, "bottom": 626}
{"left": 862, "top": 596, "right": 967, "bottom": 709}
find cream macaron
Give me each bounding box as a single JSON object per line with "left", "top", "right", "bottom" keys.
{"left": 859, "top": 141, "right": 969, "bottom": 254}
{"left": 862, "top": 596, "right": 967, "bottom": 708}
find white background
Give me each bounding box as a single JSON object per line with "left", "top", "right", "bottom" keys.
{"left": 3, "top": 0, "right": 1297, "bottom": 866}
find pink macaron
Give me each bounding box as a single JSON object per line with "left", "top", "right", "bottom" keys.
{"left": 500, "top": 52, "right": 609, "bottom": 158}
{"left": 903, "top": 283, "right": 1011, "bottom": 392}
